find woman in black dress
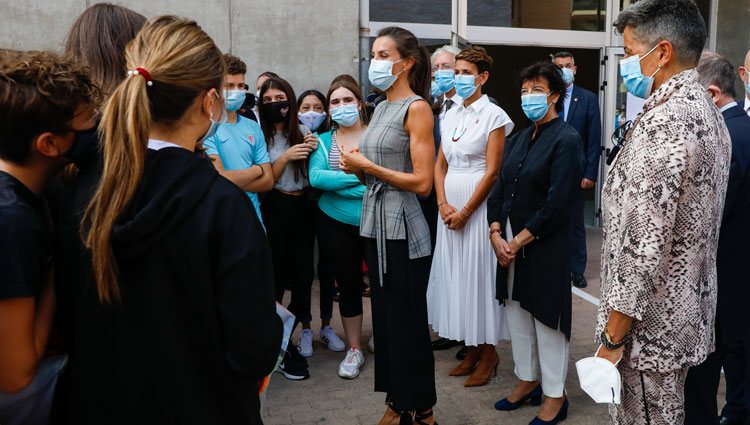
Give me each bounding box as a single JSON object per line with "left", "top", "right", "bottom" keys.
{"left": 487, "top": 62, "right": 583, "bottom": 425}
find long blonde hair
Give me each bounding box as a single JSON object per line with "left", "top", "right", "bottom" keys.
{"left": 83, "top": 16, "right": 225, "bottom": 303}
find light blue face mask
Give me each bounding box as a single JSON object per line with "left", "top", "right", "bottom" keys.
{"left": 369, "top": 58, "right": 404, "bottom": 91}
{"left": 561, "top": 68, "right": 575, "bottom": 86}
{"left": 521, "top": 93, "right": 552, "bottom": 122}
{"left": 223, "top": 89, "right": 246, "bottom": 112}
{"left": 434, "top": 69, "right": 455, "bottom": 93}
{"left": 431, "top": 80, "right": 442, "bottom": 98}
{"left": 455, "top": 74, "right": 479, "bottom": 99}
{"left": 299, "top": 111, "right": 327, "bottom": 132}
{"left": 331, "top": 104, "right": 360, "bottom": 127}
{"left": 620, "top": 44, "right": 661, "bottom": 99}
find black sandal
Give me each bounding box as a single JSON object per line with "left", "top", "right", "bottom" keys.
{"left": 413, "top": 408, "right": 438, "bottom": 425}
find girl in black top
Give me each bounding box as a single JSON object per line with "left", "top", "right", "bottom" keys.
{"left": 76, "top": 16, "right": 281, "bottom": 425}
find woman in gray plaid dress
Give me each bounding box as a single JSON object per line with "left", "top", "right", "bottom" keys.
{"left": 339, "top": 27, "right": 438, "bottom": 425}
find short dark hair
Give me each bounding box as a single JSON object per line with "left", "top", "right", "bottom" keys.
{"left": 614, "top": 0, "right": 707, "bottom": 66}
{"left": 696, "top": 51, "right": 738, "bottom": 99}
{"left": 224, "top": 53, "right": 247, "bottom": 76}
{"left": 0, "top": 50, "right": 101, "bottom": 163}
{"left": 519, "top": 62, "right": 567, "bottom": 110}
{"left": 455, "top": 46, "right": 494, "bottom": 74}
{"left": 552, "top": 51, "right": 575, "bottom": 62}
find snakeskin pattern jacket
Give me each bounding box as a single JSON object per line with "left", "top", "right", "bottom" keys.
{"left": 596, "top": 69, "right": 731, "bottom": 372}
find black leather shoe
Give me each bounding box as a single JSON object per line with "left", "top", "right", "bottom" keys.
{"left": 719, "top": 416, "right": 744, "bottom": 425}
{"left": 572, "top": 273, "right": 588, "bottom": 288}
{"left": 455, "top": 345, "right": 469, "bottom": 360}
{"left": 432, "top": 337, "right": 462, "bottom": 350}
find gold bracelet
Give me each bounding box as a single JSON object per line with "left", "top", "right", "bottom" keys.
{"left": 489, "top": 228, "right": 502, "bottom": 239}
{"left": 513, "top": 236, "right": 522, "bottom": 246}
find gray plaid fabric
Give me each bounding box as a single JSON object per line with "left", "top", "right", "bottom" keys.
{"left": 359, "top": 96, "right": 432, "bottom": 283}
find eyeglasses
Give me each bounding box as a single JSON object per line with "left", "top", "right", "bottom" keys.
{"left": 606, "top": 120, "right": 633, "bottom": 165}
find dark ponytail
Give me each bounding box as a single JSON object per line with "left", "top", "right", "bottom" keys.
{"left": 377, "top": 27, "right": 431, "bottom": 100}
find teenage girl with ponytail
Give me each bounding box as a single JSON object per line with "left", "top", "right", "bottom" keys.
{"left": 339, "top": 26, "right": 438, "bottom": 425}
{"left": 77, "top": 16, "right": 281, "bottom": 424}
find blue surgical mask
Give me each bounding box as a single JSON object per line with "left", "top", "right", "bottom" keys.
{"left": 223, "top": 89, "right": 246, "bottom": 112}
{"left": 454, "top": 74, "right": 479, "bottom": 99}
{"left": 369, "top": 58, "right": 404, "bottom": 91}
{"left": 620, "top": 44, "right": 661, "bottom": 100}
{"left": 434, "top": 69, "right": 455, "bottom": 93}
{"left": 561, "top": 68, "right": 575, "bottom": 86}
{"left": 331, "top": 104, "right": 360, "bottom": 127}
{"left": 299, "top": 111, "right": 327, "bottom": 131}
{"left": 521, "top": 93, "right": 552, "bottom": 122}
{"left": 431, "top": 80, "right": 442, "bottom": 98}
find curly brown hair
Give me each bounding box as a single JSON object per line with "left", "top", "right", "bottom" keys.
{"left": 455, "top": 46, "right": 494, "bottom": 74}
{"left": 0, "top": 50, "right": 102, "bottom": 163}
{"left": 224, "top": 53, "right": 247, "bottom": 76}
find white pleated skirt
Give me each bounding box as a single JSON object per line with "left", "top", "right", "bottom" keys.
{"left": 426, "top": 168, "right": 511, "bottom": 346}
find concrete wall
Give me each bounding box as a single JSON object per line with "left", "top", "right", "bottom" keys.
{"left": 0, "top": 0, "right": 360, "bottom": 96}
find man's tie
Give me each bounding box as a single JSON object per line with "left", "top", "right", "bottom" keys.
{"left": 444, "top": 98, "right": 454, "bottom": 112}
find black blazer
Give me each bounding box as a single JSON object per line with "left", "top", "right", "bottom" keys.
{"left": 565, "top": 85, "right": 601, "bottom": 181}
{"left": 487, "top": 117, "right": 583, "bottom": 338}
{"left": 717, "top": 104, "right": 750, "bottom": 340}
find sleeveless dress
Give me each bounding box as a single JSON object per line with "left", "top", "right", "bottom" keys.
{"left": 359, "top": 95, "right": 437, "bottom": 412}
{"left": 427, "top": 95, "right": 513, "bottom": 346}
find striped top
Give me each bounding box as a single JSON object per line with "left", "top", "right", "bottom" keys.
{"left": 328, "top": 132, "right": 341, "bottom": 170}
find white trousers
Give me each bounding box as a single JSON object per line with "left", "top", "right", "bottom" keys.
{"left": 505, "top": 220, "right": 569, "bottom": 398}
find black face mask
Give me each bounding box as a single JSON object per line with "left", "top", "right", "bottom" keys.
{"left": 65, "top": 125, "right": 99, "bottom": 168}
{"left": 261, "top": 101, "right": 291, "bottom": 124}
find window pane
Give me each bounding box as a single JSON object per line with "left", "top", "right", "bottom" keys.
{"left": 716, "top": 0, "right": 750, "bottom": 98}
{"left": 468, "top": 0, "right": 606, "bottom": 31}
{"left": 370, "top": 0, "right": 451, "bottom": 25}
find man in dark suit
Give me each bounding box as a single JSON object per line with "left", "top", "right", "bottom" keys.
{"left": 737, "top": 48, "right": 750, "bottom": 117}
{"left": 685, "top": 51, "right": 750, "bottom": 425}
{"left": 552, "top": 52, "right": 601, "bottom": 289}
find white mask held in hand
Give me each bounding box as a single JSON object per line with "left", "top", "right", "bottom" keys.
{"left": 575, "top": 346, "right": 622, "bottom": 404}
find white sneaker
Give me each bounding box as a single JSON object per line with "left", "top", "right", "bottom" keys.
{"left": 367, "top": 336, "right": 375, "bottom": 354}
{"left": 297, "top": 329, "right": 314, "bottom": 358}
{"left": 320, "top": 326, "right": 346, "bottom": 352}
{"left": 338, "top": 347, "right": 365, "bottom": 379}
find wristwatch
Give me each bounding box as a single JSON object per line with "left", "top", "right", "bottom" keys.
{"left": 600, "top": 329, "right": 626, "bottom": 350}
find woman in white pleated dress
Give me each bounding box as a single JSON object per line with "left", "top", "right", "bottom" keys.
{"left": 427, "top": 46, "right": 513, "bottom": 387}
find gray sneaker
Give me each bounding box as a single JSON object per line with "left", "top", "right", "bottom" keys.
{"left": 320, "top": 326, "right": 346, "bottom": 352}
{"left": 297, "top": 329, "right": 314, "bottom": 357}
{"left": 338, "top": 347, "right": 365, "bottom": 379}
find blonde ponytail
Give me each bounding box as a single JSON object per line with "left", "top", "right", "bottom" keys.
{"left": 82, "top": 15, "right": 225, "bottom": 303}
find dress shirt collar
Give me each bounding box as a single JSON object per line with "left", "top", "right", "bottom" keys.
{"left": 719, "top": 101, "right": 737, "bottom": 113}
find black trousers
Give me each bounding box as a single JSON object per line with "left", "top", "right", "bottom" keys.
{"left": 315, "top": 211, "right": 336, "bottom": 322}
{"left": 261, "top": 190, "right": 315, "bottom": 325}
{"left": 685, "top": 322, "right": 750, "bottom": 425}
{"left": 570, "top": 187, "right": 587, "bottom": 276}
{"left": 365, "top": 238, "right": 436, "bottom": 412}
{"left": 316, "top": 210, "right": 364, "bottom": 318}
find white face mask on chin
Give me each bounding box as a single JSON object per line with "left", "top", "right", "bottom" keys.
{"left": 575, "top": 345, "right": 622, "bottom": 404}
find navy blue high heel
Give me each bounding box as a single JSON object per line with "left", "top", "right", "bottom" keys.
{"left": 528, "top": 398, "right": 568, "bottom": 425}
{"left": 494, "top": 384, "right": 542, "bottom": 411}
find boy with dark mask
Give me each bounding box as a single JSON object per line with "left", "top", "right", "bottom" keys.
{"left": 0, "top": 50, "right": 100, "bottom": 424}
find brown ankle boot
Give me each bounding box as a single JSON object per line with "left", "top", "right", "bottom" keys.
{"left": 449, "top": 346, "right": 480, "bottom": 376}
{"left": 464, "top": 345, "right": 499, "bottom": 387}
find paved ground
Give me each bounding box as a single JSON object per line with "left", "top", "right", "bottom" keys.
{"left": 264, "top": 228, "right": 726, "bottom": 425}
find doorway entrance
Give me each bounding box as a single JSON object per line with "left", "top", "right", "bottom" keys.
{"left": 477, "top": 44, "right": 604, "bottom": 226}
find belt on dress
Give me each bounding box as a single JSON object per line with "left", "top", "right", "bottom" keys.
{"left": 368, "top": 180, "right": 389, "bottom": 285}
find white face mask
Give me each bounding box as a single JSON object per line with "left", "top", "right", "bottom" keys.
{"left": 575, "top": 346, "right": 622, "bottom": 404}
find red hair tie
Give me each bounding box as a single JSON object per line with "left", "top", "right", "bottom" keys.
{"left": 128, "top": 67, "right": 153, "bottom": 86}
